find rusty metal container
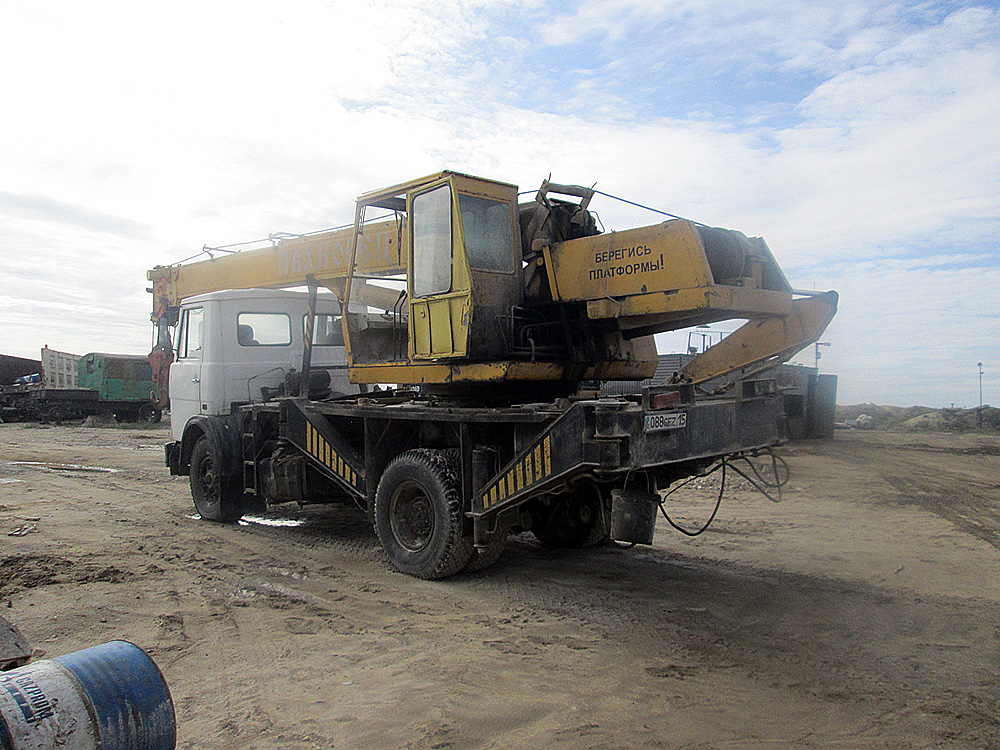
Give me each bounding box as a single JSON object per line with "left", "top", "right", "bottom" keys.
{"left": 610, "top": 489, "right": 659, "bottom": 545}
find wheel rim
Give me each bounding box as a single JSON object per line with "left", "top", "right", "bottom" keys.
{"left": 388, "top": 480, "right": 435, "bottom": 552}
{"left": 196, "top": 455, "right": 220, "bottom": 507}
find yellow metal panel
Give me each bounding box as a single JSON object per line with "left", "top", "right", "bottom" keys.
{"left": 411, "top": 301, "right": 432, "bottom": 357}
{"left": 346, "top": 359, "right": 657, "bottom": 384}
{"left": 451, "top": 296, "right": 469, "bottom": 355}
{"left": 546, "top": 220, "right": 711, "bottom": 303}
{"left": 357, "top": 171, "right": 515, "bottom": 210}
{"left": 586, "top": 286, "right": 793, "bottom": 322}
{"left": 410, "top": 294, "right": 471, "bottom": 359}
{"left": 428, "top": 298, "right": 455, "bottom": 356}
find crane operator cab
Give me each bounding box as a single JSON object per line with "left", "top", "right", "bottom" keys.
{"left": 340, "top": 171, "right": 669, "bottom": 402}
{"left": 343, "top": 172, "right": 528, "bottom": 389}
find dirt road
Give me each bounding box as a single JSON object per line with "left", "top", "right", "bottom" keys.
{"left": 2, "top": 423, "right": 999, "bottom": 749}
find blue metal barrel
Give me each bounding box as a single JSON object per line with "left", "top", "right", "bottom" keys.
{"left": 0, "top": 640, "right": 175, "bottom": 750}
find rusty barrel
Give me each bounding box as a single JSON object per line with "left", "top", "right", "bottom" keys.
{"left": 0, "top": 640, "right": 175, "bottom": 750}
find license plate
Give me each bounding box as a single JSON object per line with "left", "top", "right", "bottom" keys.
{"left": 643, "top": 411, "right": 687, "bottom": 432}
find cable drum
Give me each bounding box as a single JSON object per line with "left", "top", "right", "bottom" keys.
{"left": 697, "top": 226, "right": 751, "bottom": 283}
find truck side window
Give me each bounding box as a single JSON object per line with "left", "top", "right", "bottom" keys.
{"left": 237, "top": 313, "right": 291, "bottom": 346}
{"left": 412, "top": 184, "right": 452, "bottom": 297}
{"left": 178, "top": 307, "right": 204, "bottom": 359}
{"left": 307, "top": 314, "right": 344, "bottom": 346}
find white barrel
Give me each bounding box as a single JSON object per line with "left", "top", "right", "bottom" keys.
{"left": 0, "top": 640, "right": 175, "bottom": 750}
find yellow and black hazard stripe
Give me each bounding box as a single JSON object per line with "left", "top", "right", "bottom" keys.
{"left": 482, "top": 435, "right": 553, "bottom": 510}
{"left": 305, "top": 423, "right": 359, "bottom": 489}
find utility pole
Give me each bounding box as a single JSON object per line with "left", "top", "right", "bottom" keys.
{"left": 814, "top": 341, "right": 831, "bottom": 371}
{"left": 978, "top": 362, "right": 984, "bottom": 428}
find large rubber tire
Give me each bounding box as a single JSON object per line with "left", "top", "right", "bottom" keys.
{"left": 374, "top": 449, "right": 473, "bottom": 579}
{"left": 138, "top": 403, "right": 163, "bottom": 423}
{"left": 531, "top": 482, "right": 610, "bottom": 549}
{"left": 190, "top": 436, "right": 244, "bottom": 522}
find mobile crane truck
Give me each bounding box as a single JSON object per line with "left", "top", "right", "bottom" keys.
{"left": 147, "top": 172, "right": 837, "bottom": 578}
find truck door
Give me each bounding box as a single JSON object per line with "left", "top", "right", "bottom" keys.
{"left": 408, "top": 179, "right": 472, "bottom": 359}
{"left": 168, "top": 305, "right": 204, "bottom": 439}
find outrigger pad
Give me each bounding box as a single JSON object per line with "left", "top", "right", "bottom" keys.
{"left": 0, "top": 614, "right": 32, "bottom": 671}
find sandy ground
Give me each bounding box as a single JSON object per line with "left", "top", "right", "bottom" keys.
{"left": 2, "top": 421, "right": 1000, "bottom": 749}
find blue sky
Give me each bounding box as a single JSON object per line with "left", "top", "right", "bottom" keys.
{"left": 1, "top": 0, "right": 998, "bottom": 406}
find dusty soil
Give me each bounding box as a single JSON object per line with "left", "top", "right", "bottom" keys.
{"left": 2, "top": 422, "right": 1000, "bottom": 749}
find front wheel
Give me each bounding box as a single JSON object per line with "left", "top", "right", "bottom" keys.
{"left": 190, "top": 436, "right": 244, "bottom": 522}
{"left": 374, "top": 449, "right": 473, "bottom": 579}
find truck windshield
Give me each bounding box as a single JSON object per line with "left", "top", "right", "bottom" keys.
{"left": 458, "top": 194, "right": 514, "bottom": 273}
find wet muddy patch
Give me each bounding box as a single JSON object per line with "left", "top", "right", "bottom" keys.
{"left": 0, "top": 554, "right": 127, "bottom": 598}
{"left": 6, "top": 461, "right": 119, "bottom": 474}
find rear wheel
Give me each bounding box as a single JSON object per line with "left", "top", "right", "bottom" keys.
{"left": 374, "top": 449, "right": 473, "bottom": 579}
{"left": 190, "top": 436, "right": 244, "bottom": 522}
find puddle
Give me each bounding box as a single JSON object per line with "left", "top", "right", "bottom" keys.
{"left": 239, "top": 515, "right": 306, "bottom": 528}
{"left": 0, "top": 479, "right": 24, "bottom": 484}
{"left": 7, "top": 462, "right": 119, "bottom": 474}
{"left": 186, "top": 513, "right": 306, "bottom": 528}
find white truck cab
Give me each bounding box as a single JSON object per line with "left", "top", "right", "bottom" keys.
{"left": 169, "top": 289, "right": 354, "bottom": 441}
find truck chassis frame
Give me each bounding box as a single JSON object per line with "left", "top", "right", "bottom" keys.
{"left": 166, "top": 379, "right": 784, "bottom": 577}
